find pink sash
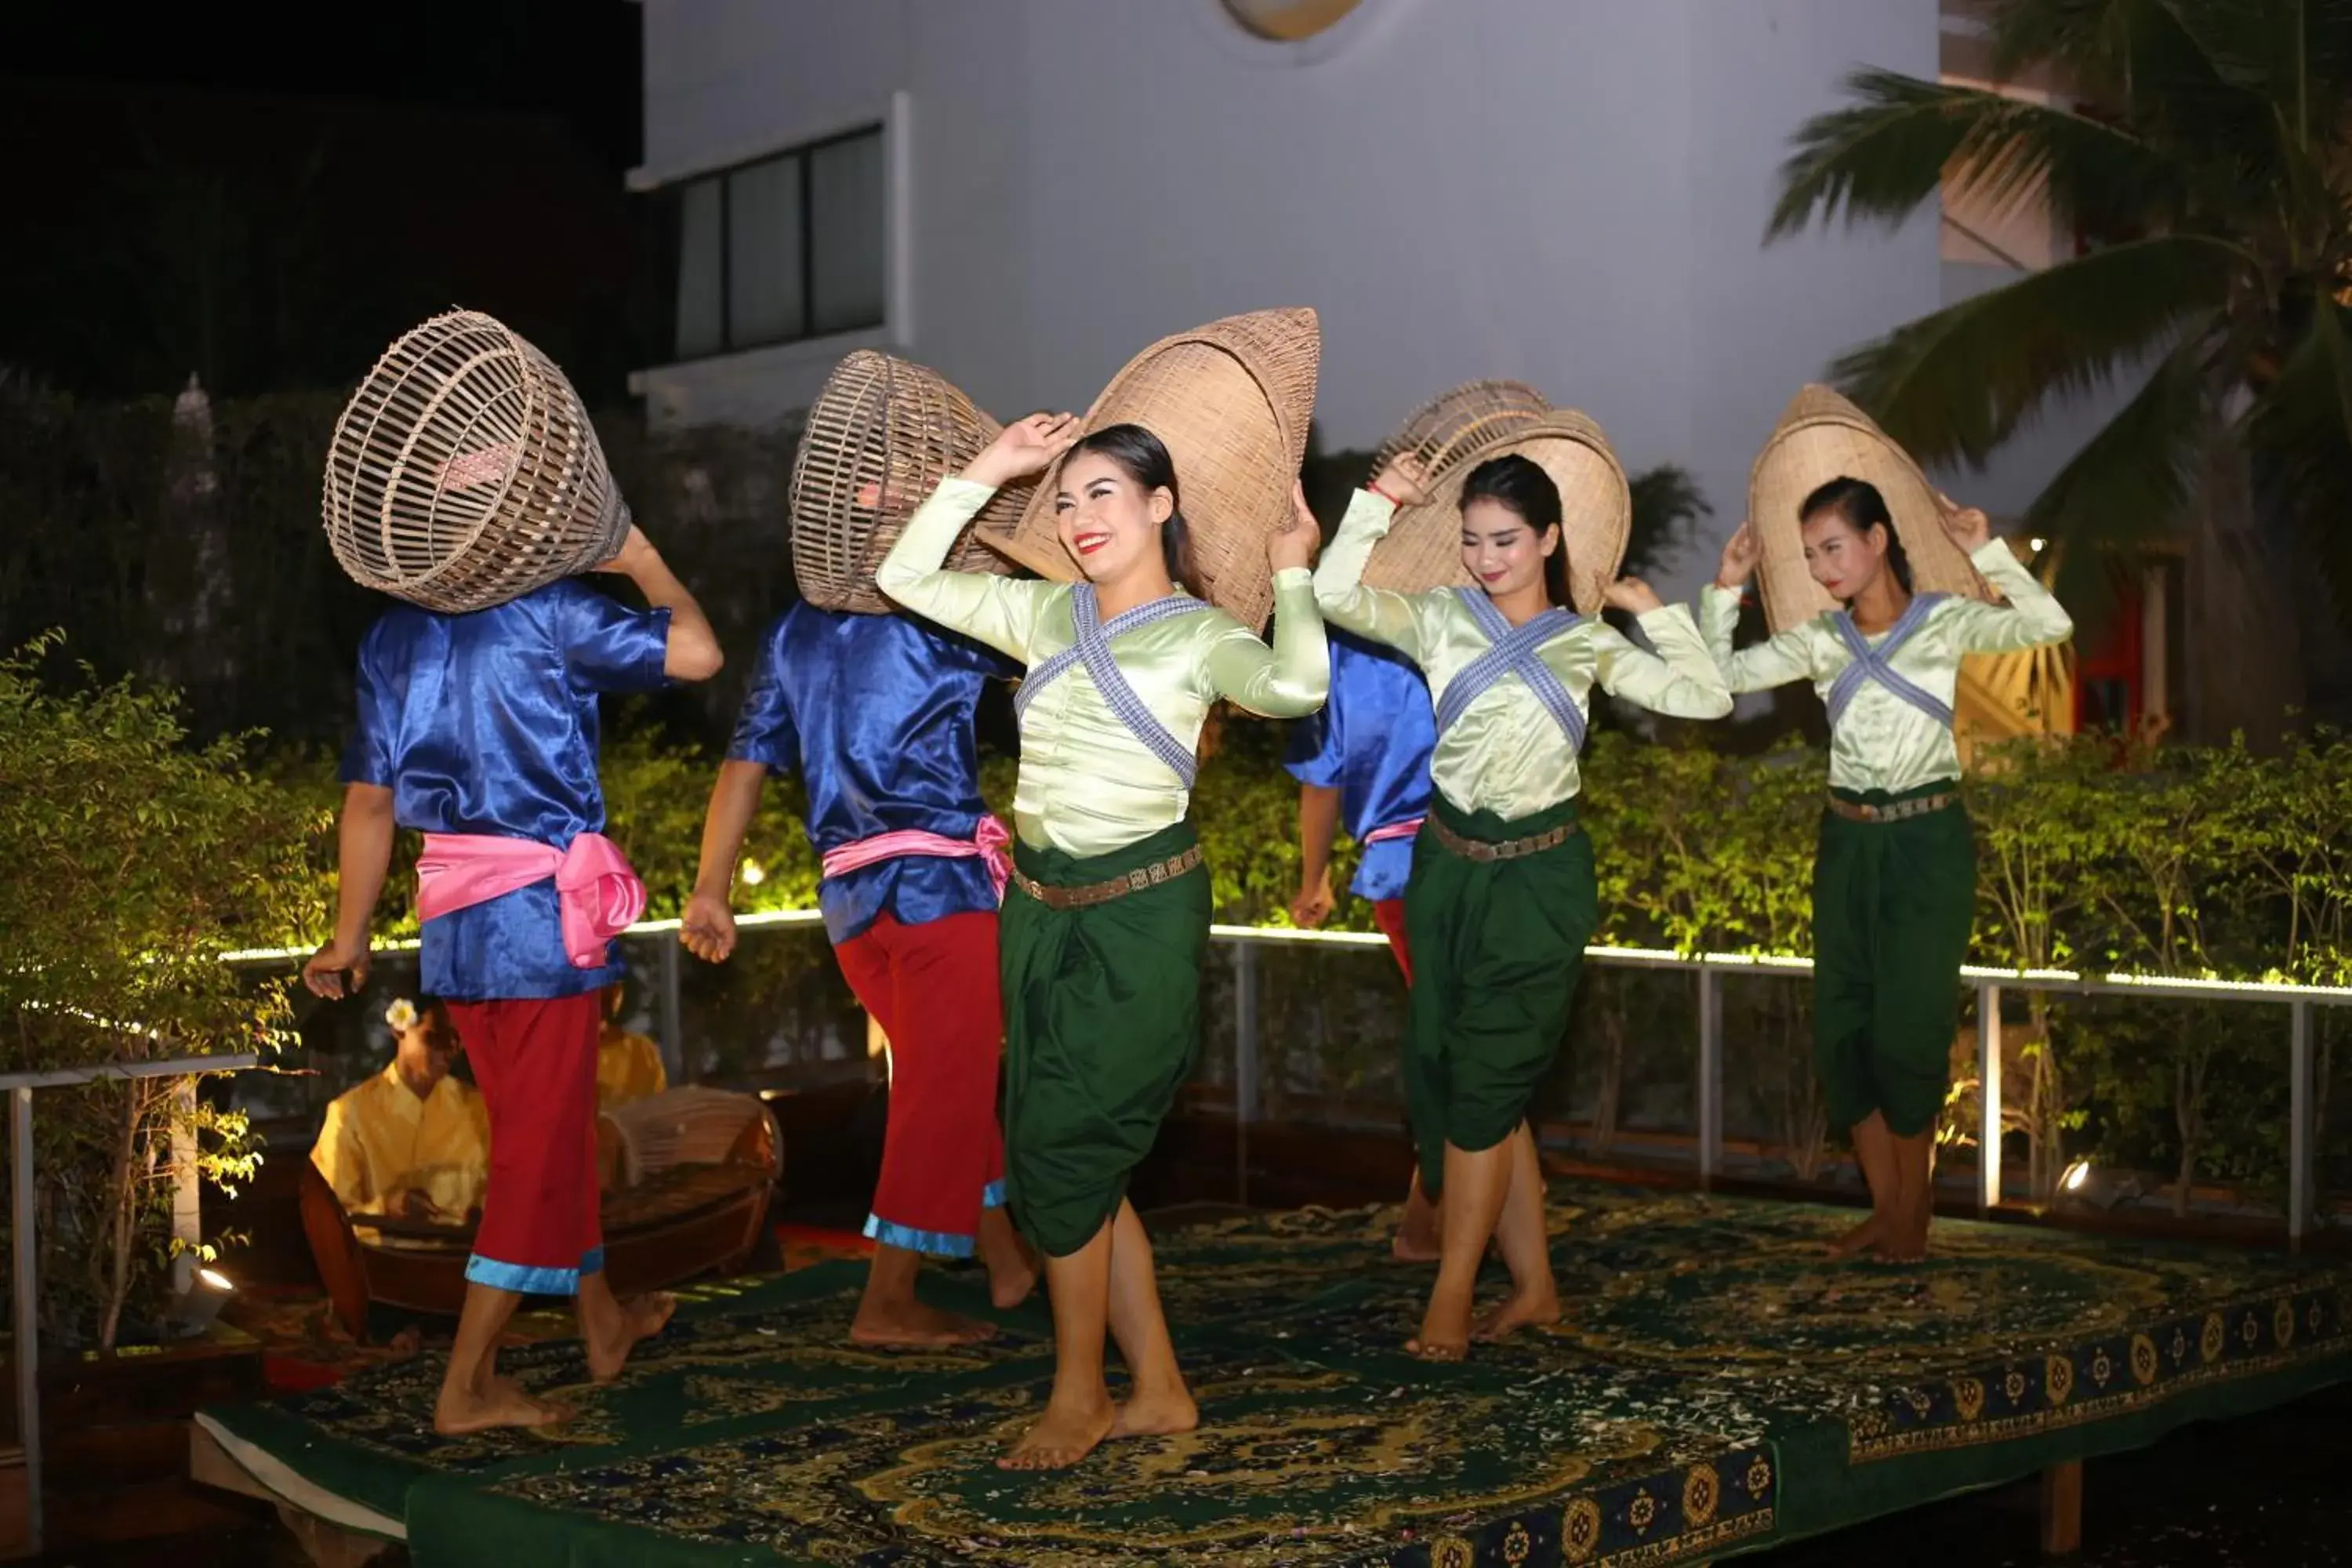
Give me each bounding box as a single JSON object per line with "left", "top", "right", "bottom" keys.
{"left": 414, "top": 831, "right": 647, "bottom": 969}
{"left": 818, "top": 816, "right": 1014, "bottom": 902}
{"left": 1364, "top": 817, "right": 1425, "bottom": 844}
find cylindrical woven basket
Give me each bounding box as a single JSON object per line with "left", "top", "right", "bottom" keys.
{"left": 1364, "top": 394, "right": 1631, "bottom": 616}
{"left": 1748, "top": 385, "right": 1992, "bottom": 634}
{"left": 789, "top": 350, "right": 1028, "bottom": 615}
{"left": 322, "top": 310, "right": 631, "bottom": 614}
{"left": 975, "top": 307, "right": 1321, "bottom": 632}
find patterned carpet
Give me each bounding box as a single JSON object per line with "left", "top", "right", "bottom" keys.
{"left": 199, "top": 1183, "right": 2352, "bottom": 1567}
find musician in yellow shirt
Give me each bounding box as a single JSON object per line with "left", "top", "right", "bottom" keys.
{"left": 310, "top": 995, "right": 491, "bottom": 1225}
{"left": 595, "top": 982, "right": 669, "bottom": 1111}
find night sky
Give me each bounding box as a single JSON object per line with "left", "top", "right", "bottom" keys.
{"left": 9, "top": 2, "right": 641, "bottom": 163}
{"left": 2, "top": 2, "right": 648, "bottom": 399}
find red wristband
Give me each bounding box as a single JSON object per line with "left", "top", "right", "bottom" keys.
{"left": 1367, "top": 481, "right": 1397, "bottom": 506}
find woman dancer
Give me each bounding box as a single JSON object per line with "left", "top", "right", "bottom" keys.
{"left": 681, "top": 594, "right": 1036, "bottom": 1345}
{"left": 1315, "top": 450, "right": 1731, "bottom": 1361}
{"left": 877, "top": 413, "right": 1326, "bottom": 1469}
{"left": 1704, "top": 480, "right": 2071, "bottom": 1261}
{"left": 1285, "top": 627, "right": 1440, "bottom": 1259}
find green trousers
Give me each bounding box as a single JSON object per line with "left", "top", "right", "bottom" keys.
{"left": 1402, "top": 793, "right": 1595, "bottom": 1198}
{"left": 1812, "top": 782, "right": 1976, "bottom": 1138}
{"left": 999, "top": 821, "right": 1210, "bottom": 1258}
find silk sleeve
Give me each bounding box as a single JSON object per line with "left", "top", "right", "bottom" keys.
{"left": 1592, "top": 607, "right": 1734, "bottom": 718}
{"left": 1940, "top": 541, "right": 2076, "bottom": 654}
{"left": 1698, "top": 583, "right": 1821, "bottom": 693}
{"left": 1200, "top": 569, "right": 1330, "bottom": 718}
{"left": 874, "top": 477, "right": 1057, "bottom": 663}
{"left": 1310, "top": 488, "right": 1445, "bottom": 663}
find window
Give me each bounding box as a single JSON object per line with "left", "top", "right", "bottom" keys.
{"left": 670, "top": 125, "right": 885, "bottom": 360}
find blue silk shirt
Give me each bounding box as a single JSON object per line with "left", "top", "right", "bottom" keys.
{"left": 1283, "top": 630, "right": 1436, "bottom": 902}
{"left": 728, "top": 603, "right": 1014, "bottom": 945}
{"left": 340, "top": 580, "right": 673, "bottom": 1001}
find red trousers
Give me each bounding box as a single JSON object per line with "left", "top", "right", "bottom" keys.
{"left": 1372, "top": 898, "right": 1414, "bottom": 985}
{"left": 445, "top": 992, "right": 604, "bottom": 1294}
{"left": 833, "top": 910, "right": 1007, "bottom": 1258}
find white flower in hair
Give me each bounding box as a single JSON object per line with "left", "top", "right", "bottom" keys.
{"left": 384, "top": 997, "right": 419, "bottom": 1033}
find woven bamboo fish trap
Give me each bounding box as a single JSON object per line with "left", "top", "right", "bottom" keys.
{"left": 1748, "top": 385, "right": 1993, "bottom": 634}
{"left": 1365, "top": 390, "right": 1631, "bottom": 616}
{"left": 789, "top": 350, "right": 1028, "bottom": 615}
{"left": 975, "top": 307, "right": 1321, "bottom": 633}
{"left": 321, "top": 310, "right": 631, "bottom": 614}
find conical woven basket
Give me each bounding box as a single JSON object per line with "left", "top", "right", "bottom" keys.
{"left": 322, "top": 310, "right": 631, "bottom": 614}
{"left": 789, "top": 350, "right": 1027, "bottom": 614}
{"left": 1365, "top": 393, "right": 1630, "bottom": 616}
{"left": 1748, "top": 386, "right": 1992, "bottom": 634}
{"left": 975, "top": 307, "right": 1321, "bottom": 632}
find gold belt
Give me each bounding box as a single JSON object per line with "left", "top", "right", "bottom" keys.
{"left": 1010, "top": 844, "right": 1204, "bottom": 909}
{"left": 1427, "top": 813, "right": 1581, "bottom": 862}
{"left": 1826, "top": 791, "right": 1959, "bottom": 824}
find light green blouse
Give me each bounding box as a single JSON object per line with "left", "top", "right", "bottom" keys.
{"left": 1312, "top": 488, "right": 1733, "bottom": 819}
{"left": 1697, "top": 539, "right": 2074, "bottom": 795}
{"left": 877, "top": 476, "right": 1330, "bottom": 858}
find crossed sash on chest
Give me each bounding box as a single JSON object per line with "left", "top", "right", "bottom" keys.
{"left": 1826, "top": 593, "right": 1954, "bottom": 728}
{"left": 1013, "top": 583, "right": 1207, "bottom": 788}
{"left": 1434, "top": 588, "right": 1589, "bottom": 753}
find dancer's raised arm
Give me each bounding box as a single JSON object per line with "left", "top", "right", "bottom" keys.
{"left": 875, "top": 412, "right": 1078, "bottom": 662}
{"left": 1312, "top": 453, "right": 1445, "bottom": 662}
{"left": 1590, "top": 577, "right": 1732, "bottom": 719}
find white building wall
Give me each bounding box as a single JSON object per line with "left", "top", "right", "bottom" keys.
{"left": 635, "top": 0, "right": 2068, "bottom": 597}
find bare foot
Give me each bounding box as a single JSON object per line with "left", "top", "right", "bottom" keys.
{"left": 1406, "top": 1290, "right": 1473, "bottom": 1361}
{"left": 1886, "top": 1206, "right": 1933, "bottom": 1264}
{"left": 434, "top": 1374, "right": 570, "bottom": 1436}
{"left": 849, "top": 1298, "right": 997, "bottom": 1348}
{"left": 997, "top": 1393, "right": 1116, "bottom": 1470}
{"left": 586, "top": 1292, "right": 676, "bottom": 1382}
{"left": 1391, "top": 1216, "right": 1442, "bottom": 1263}
{"left": 982, "top": 1241, "right": 1040, "bottom": 1312}
{"left": 1827, "top": 1210, "right": 1889, "bottom": 1260}
{"left": 1392, "top": 1185, "right": 1442, "bottom": 1262}
{"left": 1472, "top": 1287, "right": 1561, "bottom": 1342}
{"left": 1109, "top": 1383, "right": 1198, "bottom": 1439}
{"left": 387, "top": 1325, "right": 423, "bottom": 1358}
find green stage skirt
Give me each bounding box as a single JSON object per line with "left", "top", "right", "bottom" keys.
{"left": 999, "top": 821, "right": 1210, "bottom": 1258}
{"left": 1812, "top": 781, "right": 1976, "bottom": 1137}
{"left": 1401, "top": 793, "right": 1596, "bottom": 1197}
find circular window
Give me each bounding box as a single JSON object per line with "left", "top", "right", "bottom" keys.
{"left": 1221, "top": 0, "right": 1365, "bottom": 42}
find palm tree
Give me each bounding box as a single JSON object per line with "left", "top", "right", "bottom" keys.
{"left": 1769, "top": 0, "right": 2352, "bottom": 744}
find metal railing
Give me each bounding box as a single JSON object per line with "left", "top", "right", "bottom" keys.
{"left": 1198, "top": 925, "right": 2352, "bottom": 1240}
{"left": 224, "top": 914, "right": 2352, "bottom": 1239}
{"left": 2, "top": 1052, "right": 260, "bottom": 1555}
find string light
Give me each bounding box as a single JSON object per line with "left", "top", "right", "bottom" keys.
{"left": 739, "top": 859, "right": 766, "bottom": 886}
{"left": 214, "top": 919, "right": 2352, "bottom": 1001}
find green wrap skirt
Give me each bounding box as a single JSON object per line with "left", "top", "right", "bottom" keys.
{"left": 1812, "top": 780, "right": 1976, "bottom": 1137}
{"left": 1401, "top": 792, "right": 1596, "bottom": 1197}
{"left": 999, "top": 821, "right": 1210, "bottom": 1258}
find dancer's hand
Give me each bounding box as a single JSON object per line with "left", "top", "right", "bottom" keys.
{"left": 1289, "top": 870, "right": 1335, "bottom": 930}
{"left": 1936, "top": 492, "right": 1993, "bottom": 552}
{"left": 963, "top": 413, "right": 1080, "bottom": 488}
{"left": 1369, "top": 451, "right": 1432, "bottom": 507}
{"left": 1715, "top": 521, "right": 1762, "bottom": 592}
{"left": 303, "top": 937, "right": 370, "bottom": 1000}
{"left": 680, "top": 890, "right": 738, "bottom": 964}
{"left": 1269, "top": 482, "right": 1320, "bottom": 573}
{"left": 1602, "top": 576, "right": 1664, "bottom": 614}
